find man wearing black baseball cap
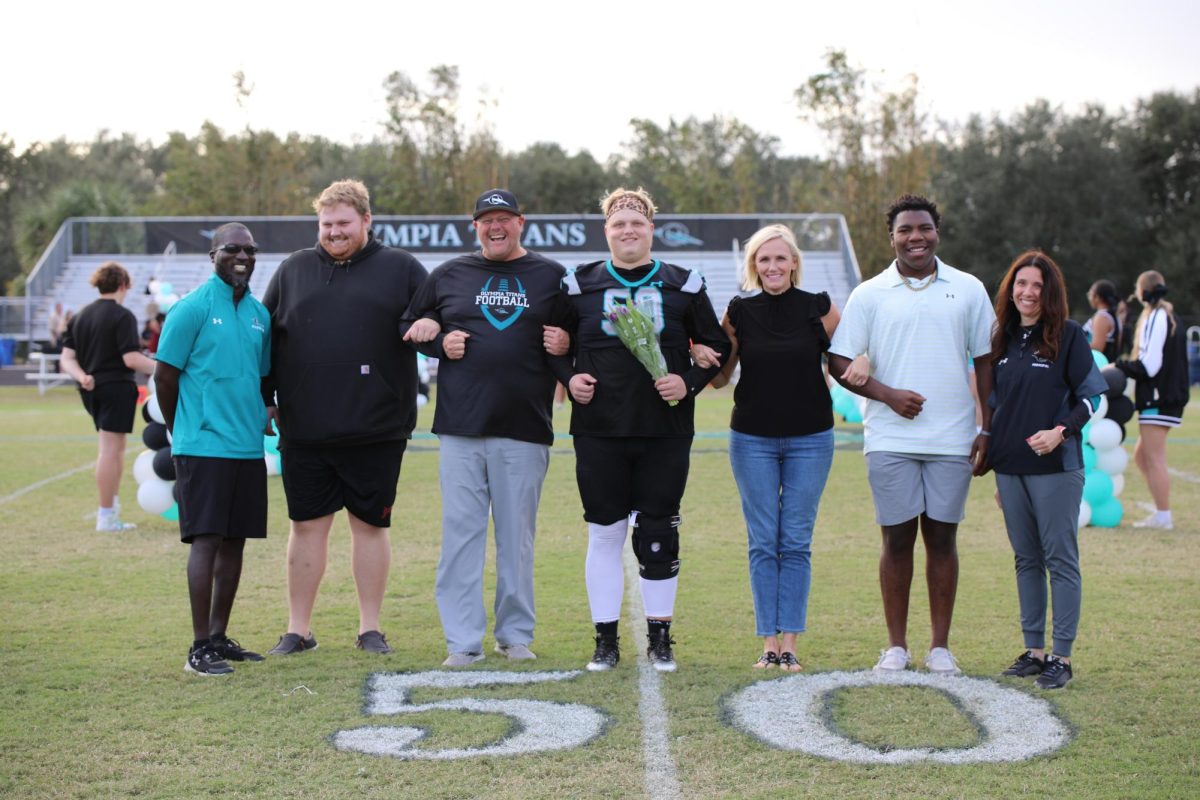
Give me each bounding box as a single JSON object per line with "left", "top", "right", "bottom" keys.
{"left": 403, "top": 189, "right": 571, "bottom": 666}
{"left": 472, "top": 189, "right": 521, "bottom": 218}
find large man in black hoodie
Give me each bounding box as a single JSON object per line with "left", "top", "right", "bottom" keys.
{"left": 262, "top": 180, "right": 428, "bottom": 656}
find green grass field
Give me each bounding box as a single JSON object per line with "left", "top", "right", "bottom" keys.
{"left": 1, "top": 385, "right": 1197, "bottom": 799}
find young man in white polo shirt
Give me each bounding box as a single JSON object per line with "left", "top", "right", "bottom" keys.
{"left": 829, "top": 194, "right": 995, "bottom": 675}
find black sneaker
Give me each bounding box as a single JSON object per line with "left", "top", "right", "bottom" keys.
{"left": 356, "top": 630, "right": 393, "bottom": 654}
{"left": 646, "top": 628, "right": 677, "bottom": 673}
{"left": 1035, "top": 656, "right": 1072, "bottom": 689}
{"left": 211, "top": 634, "right": 264, "bottom": 662}
{"left": 1001, "top": 650, "right": 1045, "bottom": 677}
{"left": 586, "top": 635, "right": 620, "bottom": 672}
{"left": 267, "top": 632, "right": 318, "bottom": 656}
{"left": 185, "top": 644, "right": 234, "bottom": 676}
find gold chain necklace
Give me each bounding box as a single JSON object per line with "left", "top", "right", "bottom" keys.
{"left": 900, "top": 266, "right": 937, "bottom": 292}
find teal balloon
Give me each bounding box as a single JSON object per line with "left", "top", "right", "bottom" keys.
{"left": 1080, "top": 420, "right": 1092, "bottom": 445}
{"left": 264, "top": 433, "right": 280, "bottom": 455}
{"left": 844, "top": 405, "right": 863, "bottom": 423}
{"left": 1083, "top": 469, "right": 1113, "bottom": 506}
{"left": 161, "top": 502, "right": 180, "bottom": 522}
{"left": 1082, "top": 443, "right": 1097, "bottom": 471}
{"left": 1090, "top": 496, "right": 1123, "bottom": 527}
{"left": 1091, "top": 349, "right": 1110, "bottom": 368}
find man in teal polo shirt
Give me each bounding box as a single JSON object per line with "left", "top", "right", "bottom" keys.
{"left": 155, "top": 222, "right": 272, "bottom": 676}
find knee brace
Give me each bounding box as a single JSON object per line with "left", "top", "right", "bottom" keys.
{"left": 630, "top": 511, "right": 681, "bottom": 580}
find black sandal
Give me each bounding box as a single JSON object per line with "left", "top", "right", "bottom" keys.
{"left": 754, "top": 651, "right": 780, "bottom": 669}
{"left": 778, "top": 651, "right": 801, "bottom": 671}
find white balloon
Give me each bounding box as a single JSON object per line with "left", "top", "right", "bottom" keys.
{"left": 1078, "top": 499, "right": 1092, "bottom": 528}
{"left": 265, "top": 454, "right": 281, "bottom": 476}
{"left": 137, "top": 477, "right": 175, "bottom": 514}
{"left": 145, "top": 394, "right": 165, "bottom": 425}
{"left": 1110, "top": 472, "right": 1125, "bottom": 497}
{"left": 132, "top": 450, "right": 156, "bottom": 485}
{"left": 1087, "top": 419, "right": 1122, "bottom": 451}
{"left": 148, "top": 279, "right": 161, "bottom": 294}
{"left": 1096, "top": 446, "right": 1129, "bottom": 476}
{"left": 1093, "top": 394, "right": 1109, "bottom": 420}
{"left": 146, "top": 375, "right": 156, "bottom": 396}
{"left": 166, "top": 427, "right": 172, "bottom": 444}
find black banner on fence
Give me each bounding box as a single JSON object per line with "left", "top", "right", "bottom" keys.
{"left": 140, "top": 216, "right": 795, "bottom": 255}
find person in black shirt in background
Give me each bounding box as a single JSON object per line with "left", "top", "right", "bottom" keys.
{"left": 986, "top": 251, "right": 1106, "bottom": 690}
{"left": 554, "top": 187, "right": 729, "bottom": 673}
{"left": 403, "top": 189, "right": 571, "bottom": 667}
{"left": 60, "top": 262, "right": 157, "bottom": 532}
{"left": 708, "top": 225, "right": 843, "bottom": 672}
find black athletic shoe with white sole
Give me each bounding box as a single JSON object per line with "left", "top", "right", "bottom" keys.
{"left": 211, "top": 634, "right": 264, "bottom": 662}
{"left": 185, "top": 644, "right": 234, "bottom": 676}
{"left": 1035, "top": 656, "right": 1072, "bottom": 689}
{"left": 1001, "top": 650, "right": 1045, "bottom": 677}
{"left": 646, "top": 629, "right": 677, "bottom": 672}
{"left": 587, "top": 635, "right": 620, "bottom": 671}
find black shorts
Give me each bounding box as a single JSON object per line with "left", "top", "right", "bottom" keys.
{"left": 280, "top": 440, "right": 407, "bottom": 527}
{"left": 175, "top": 456, "right": 268, "bottom": 544}
{"left": 573, "top": 436, "right": 691, "bottom": 525}
{"left": 80, "top": 381, "right": 138, "bottom": 433}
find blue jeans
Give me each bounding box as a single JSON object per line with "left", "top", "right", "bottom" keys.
{"left": 729, "top": 429, "right": 834, "bottom": 636}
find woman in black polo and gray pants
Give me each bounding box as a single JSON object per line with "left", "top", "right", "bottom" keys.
{"left": 986, "top": 251, "right": 1107, "bottom": 690}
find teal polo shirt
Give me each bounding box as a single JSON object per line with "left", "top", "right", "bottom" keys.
{"left": 156, "top": 273, "right": 271, "bottom": 459}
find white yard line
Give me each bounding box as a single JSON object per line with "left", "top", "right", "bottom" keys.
{"left": 624, "top": 547, "right": 682, "bottom": 800}
{"left": 1168, "top": 467, "right": 1200, "bottom": 484}
{"left": 0, "top": 460, "right": 96, "bottom": 506}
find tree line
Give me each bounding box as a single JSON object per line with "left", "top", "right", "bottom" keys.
{"left": 1, "top": 52, "right": 1196, "bottom": 317}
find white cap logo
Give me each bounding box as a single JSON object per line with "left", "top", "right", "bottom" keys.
{"left": 485, "top": 194, "right": 507, "bottom": 205}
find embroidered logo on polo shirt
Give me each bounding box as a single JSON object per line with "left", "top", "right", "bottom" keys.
{"left": 251, "top": 317, "right": 266, "bottom": 333}
{"left": 212, "top": 317, "right": 223, "bottom": 325}
{"left": 476, "top": 275, "right": 529, "bottom": 331}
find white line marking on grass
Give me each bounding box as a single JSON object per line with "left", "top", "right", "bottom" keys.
{"left": 624, "top": 547, "right": 682, "bottom": 800}
{"left": 1168, "top": 467, "right": 1200, "bottom": 484}
{"left": 727, "top": 670, "right": 1070, "bottom": 764}
{"left": 0, "top": 460, "right": 95, "bottom": 506}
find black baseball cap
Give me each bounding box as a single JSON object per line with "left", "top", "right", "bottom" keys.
{"left": 472, "top": 189, "right": 521, "bottom": 219}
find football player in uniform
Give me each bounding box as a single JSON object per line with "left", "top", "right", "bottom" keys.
{"left": 553, "top": 187, "right": 729, "bottom": 672}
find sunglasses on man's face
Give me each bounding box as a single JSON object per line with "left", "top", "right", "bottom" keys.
{"left": 214, "top": 243, "right": 259, "bottom": 256}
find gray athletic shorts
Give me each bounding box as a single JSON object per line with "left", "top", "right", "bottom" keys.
{"left": 865, "top": 452, "right": 972, "bottom": 526}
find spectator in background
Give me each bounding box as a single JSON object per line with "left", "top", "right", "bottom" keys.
{"left": 1083, "top": 280, "right": 1123, "bottom": 363}
{"left": 59, "top": 262, "right": 157, "bottom": 531}
{"left": 141, "top": 303, "right": 163, "bottom": 354}
{"left": 154, "top": 223, "right": 272, "bottom": 676}
{"left": 1117, "top": 270, "right": 1190, "bottom": 530}
{"left": 986, "top": 251, "right": 1107, "bottom": 690}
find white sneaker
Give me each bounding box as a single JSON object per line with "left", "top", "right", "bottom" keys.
{"left": 874, "top": 646, "right": 910, "bottom": 672}
{"left": 96, "top": 516, "right": 136, "bottom": 532}
{"left": 1132, "top": 513, "right": 1173, "bottom": 530}
{"left": 494, "top": 643, "right": 537, "bottom": 660}
{"left": 925, "top": 647, "right": 961, "bottom": 674}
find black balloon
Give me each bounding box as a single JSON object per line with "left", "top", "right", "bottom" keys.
{"left": 1107, "top": 394, "right": 1134, "bottom": 425}
{"left": 172, "top": 480, "right": 182, "bottom": 504}
{"left": 141, "top": 402, "right": 153, "bottom": 424}
{"left": 142, "top": 422, "right": 169, "bottom": 451}
{"left": 1115, "top": 420, "right": 1126, "bottom": 445}
{"left": 1100, "top": 365, "right": 1127, "bottom": 398}
{"left": 152, "top": 446, "right": 176, "bottom": 481}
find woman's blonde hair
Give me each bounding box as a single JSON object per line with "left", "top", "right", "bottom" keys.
{"left": 741, "top": 224, "right": 802, "bottom": 292}
{"left": 1131, "top": 269, "right": 1175, "bottom": 355}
